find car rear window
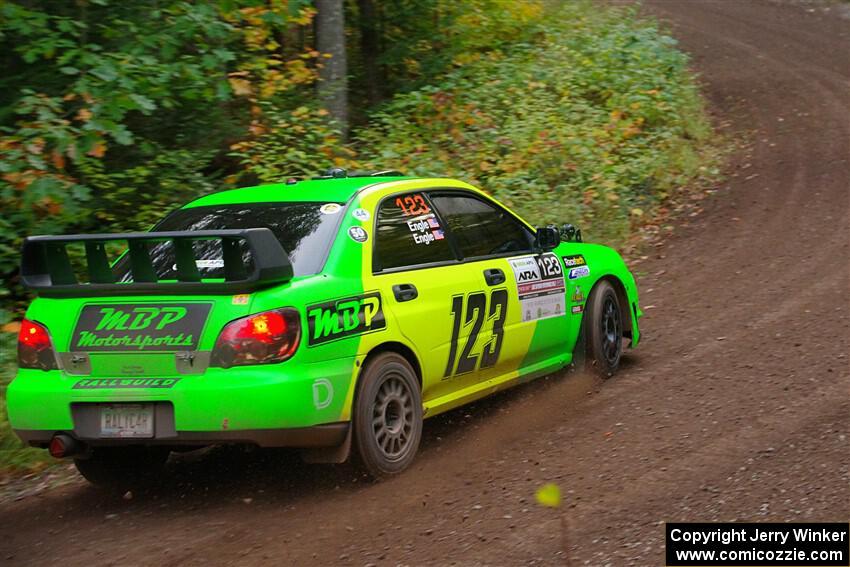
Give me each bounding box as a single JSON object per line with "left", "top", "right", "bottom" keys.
{"left": 115, "top": 202, "right": 343, "bottom": 280}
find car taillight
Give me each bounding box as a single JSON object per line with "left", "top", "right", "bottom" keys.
{"left": 18, "top": 319, "right": 59, "bottom": 371}
{"left": 210, "top": 308, "right": 301, "bottom": 368}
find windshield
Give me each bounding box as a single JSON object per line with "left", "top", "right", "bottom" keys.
{"left": 115, "top": 202, "right": 344, "bottom": 281}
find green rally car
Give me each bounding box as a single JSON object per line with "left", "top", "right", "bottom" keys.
{"left": 9, "top": 170, "right": 641, "bottom": 484}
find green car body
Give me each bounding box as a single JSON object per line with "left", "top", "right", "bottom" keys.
{"left": 8, "top": 174, "right": 641, "bottom": 476}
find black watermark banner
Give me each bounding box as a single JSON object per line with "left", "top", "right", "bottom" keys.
{"left": 666, "top": 523, "right": 849, "bottom": 566}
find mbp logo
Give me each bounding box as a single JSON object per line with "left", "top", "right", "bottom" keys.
{"left": 307, "top": 292, "right": 386, "bottom": 346}
{"left": 95, "top": 306, "right": 187, "bottom": 331}
{"left": 71, "top": 302, "right": 212, "bottom": 352}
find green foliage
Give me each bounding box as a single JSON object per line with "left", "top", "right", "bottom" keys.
{"left": 229, "top": 104, "right": 355, "bottom": 183}
{"left": 0, "top": 0, "right": 320, "bottom": 295}
{"left": 355, "top": 1, "right": 719, "bottom": 244}
{"left": 347, "top": 0, "right": 544, "bottom": 102}
{"left": 0, "top": 387, "right": 49, "bottom": 478}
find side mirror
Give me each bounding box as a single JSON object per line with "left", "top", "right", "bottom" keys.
{"left": 534, "top": 225, "right": 560, "bottom": 251}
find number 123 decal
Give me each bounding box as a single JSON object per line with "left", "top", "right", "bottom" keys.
{"left": 444, "top": 289, "right": 508, "bottom": 377}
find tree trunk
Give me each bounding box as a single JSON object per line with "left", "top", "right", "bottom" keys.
{"left": 357, "top": 0, "right": 382, "bottom": 106}
{"left": 315, "top": 0, "right": 348, "bottom": 138}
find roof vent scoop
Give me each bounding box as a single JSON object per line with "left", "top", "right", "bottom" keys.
{"left": 314, "top": 167, "right": 348, "bottom": 180}
{"left": 312, "top": 168, "right": 404, "bottom": 180}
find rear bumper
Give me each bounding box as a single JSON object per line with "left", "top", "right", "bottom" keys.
{"left": 7, "top": 357, "right": 358, "bottom": 446}
{"left": 15, "top": 422, "right": 349, "bottom": 449}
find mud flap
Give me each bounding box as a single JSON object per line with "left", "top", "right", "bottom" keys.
{"left": 300, "top": 423, "right": 352, "bottom": 464}
{"left": 571, "top": 312, "right": 587, "bottom": 371}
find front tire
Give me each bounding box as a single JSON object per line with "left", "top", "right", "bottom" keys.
{"left": 353, "top": 352, "right": 423, "bottom": 479}
{"left": 584, "top": 280, "right": 624, "bottom": 378}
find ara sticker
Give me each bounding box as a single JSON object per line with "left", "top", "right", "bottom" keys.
{"left": 352, "top": 208, "right": 371, "bottom": 222}
{"left": 571, "top": 305, "right": 584, "bottom": 314}
{"left": 231, "top": 294, "right": 250, "bottom": 305}
{"left": 320, "top": 203, "right": 342, "bottom": 215}
{"left": 568, "top": 266, "right": 590, "bottom": 280}
{"left": 348, "top": 226, "right": 368, "bottom": 243}
{"left": 562, "top": 254, "right": 587, "bottom": 268}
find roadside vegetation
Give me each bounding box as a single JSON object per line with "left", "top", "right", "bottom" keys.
{"left": 0, "top": 0, "right": 722, "bottom": 477}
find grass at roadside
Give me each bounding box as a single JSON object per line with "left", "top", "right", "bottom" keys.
{"left": 0, "top": 331, "right": 51, "bottom": 480}
{"left": 0, "top": 386, "right": 51, "bottom": 480}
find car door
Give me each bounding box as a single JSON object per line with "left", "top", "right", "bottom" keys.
{"left": 428, "top": 191, "right": 571, "bottom": 381}
{"left": 369, "top": 190, "right": 483, "bottom": 404}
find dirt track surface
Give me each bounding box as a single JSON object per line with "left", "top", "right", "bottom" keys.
{"left": 2, "top": 1, "right": 849, "bottom": 565}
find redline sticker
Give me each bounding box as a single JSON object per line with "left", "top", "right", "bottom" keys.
{"left": 571, "top": 305, "right": 583, "bottom": 314}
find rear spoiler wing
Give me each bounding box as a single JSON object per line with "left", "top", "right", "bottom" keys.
{"left": 20, "top": 228, "right": 293, "bottom": 297}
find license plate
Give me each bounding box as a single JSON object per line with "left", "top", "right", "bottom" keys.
{"left": 100, "top": 404, "right": 154, "bottom": 438}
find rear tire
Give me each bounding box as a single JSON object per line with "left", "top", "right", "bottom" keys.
{"left": 353, "top": 352, "right": 422, "bottom": 479}
{"left": 74, "top": 446, "right": 171, "bottom": 490}
{"left": 584, "top": 280, "right": 624, "bottom": 378}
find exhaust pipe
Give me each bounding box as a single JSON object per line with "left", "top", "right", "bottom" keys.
{"left": 48, "top": 434, "right": 86, "bottom": 459}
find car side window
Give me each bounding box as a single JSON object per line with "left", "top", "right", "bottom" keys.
{"left": 429, "top": 193, "right": 533, "bottom": 259}
{"left": 373, "top": 192, "right": 456, "bottom": 271}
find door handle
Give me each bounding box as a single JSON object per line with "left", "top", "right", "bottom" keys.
{"left": 483, "top": 268, "right": 505, "bottom": 286}
{"left": 393, "top": 283, "right": 418, "bottom": 302}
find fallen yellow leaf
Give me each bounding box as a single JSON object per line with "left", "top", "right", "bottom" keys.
{"left": 535, "top": 483, "right": 561, "bottom": 508}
